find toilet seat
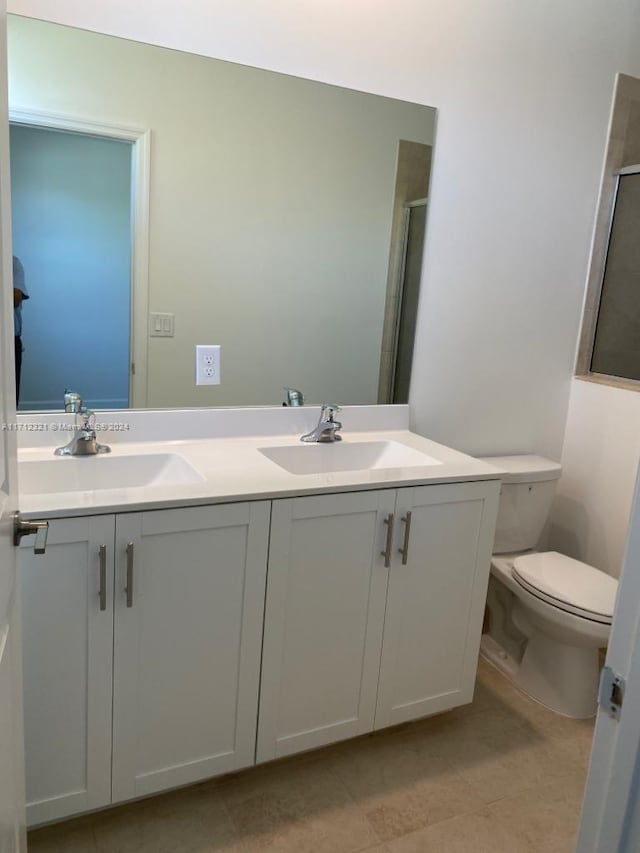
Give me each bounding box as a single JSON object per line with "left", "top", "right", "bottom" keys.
{"left": 512, "top": 551, "right": 617, "bottom": 625}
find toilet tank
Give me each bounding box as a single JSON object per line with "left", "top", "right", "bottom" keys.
{"left": 479, "top": 455, "right": 562, "bottom": 553}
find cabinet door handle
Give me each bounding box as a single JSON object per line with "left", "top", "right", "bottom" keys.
{"left": 398, "top": 511, "right": 412, "bottom": 565}
{"left": 98, "top": 545, "right": 107, "bottom": 611}
{"left": 125, "top": 542, "right": 134, "bottom": 608}
{"left": 13, "top": 512, "right": 49, "bottom": 554}
{"left": 381, "top": 513, "right": 394, "bottom": 568}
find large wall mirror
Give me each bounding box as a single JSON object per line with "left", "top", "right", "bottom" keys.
{"left": 7, "top": 15, "right": 436, "bottom": 412}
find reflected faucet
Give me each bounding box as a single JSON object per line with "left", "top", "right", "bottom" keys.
{"left": 63, "top": 389, "right": 83, "bottom": 413}
{"left": 301, "top": 404, "right": 342, "bottom": 443}
{"left": 284, "top": 388, "right": 304, "bottom": 407}
{"left": 55, "top": 408, "right": 111, "bottom": 457}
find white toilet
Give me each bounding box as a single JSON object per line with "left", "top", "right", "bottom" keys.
{"left": 479, "top": 455, "right": 619, "bottom": 719}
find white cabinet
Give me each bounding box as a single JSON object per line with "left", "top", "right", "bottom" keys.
{"left": 19, "top": 501, "right": 270, "bottom": 824}
{"left": 19, "top": 516, "right": 114, "bottom": 826}
{"left": 257, "top": 491, "right": 395, "bottom": 762}
{"left": 20, "top": 479, "right": 499, "bottom": 822}
{"left": 375, "top": 482, "right": 499, "bottom": 728}
{"left": 111, "top": 502, "right": 270, "bottom": 802}
{"left": 258, "top": 481, "right": 499, "bottom": 760}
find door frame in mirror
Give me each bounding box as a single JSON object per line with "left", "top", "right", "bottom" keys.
{"left": 9, "top": 107, "right": 150, "bottom": 408}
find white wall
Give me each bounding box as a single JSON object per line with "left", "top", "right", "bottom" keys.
{"left": 550, "top": 380, "right": 640, "bottom": 578}
{"left": 7, "top": 0, "right": 640, "bottom": 456}
{"left": 551, "top": 15, "right": 640, "bottom": 580}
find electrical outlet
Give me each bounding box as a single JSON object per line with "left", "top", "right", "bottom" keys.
{"left": 195, "top": 345, "right": 221, "bottom": 385}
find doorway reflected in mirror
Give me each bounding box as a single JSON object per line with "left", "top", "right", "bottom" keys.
{"left": 10, "top": 123, "right": 132, "bottom": 412}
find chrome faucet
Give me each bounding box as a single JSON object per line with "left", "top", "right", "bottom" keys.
{"left": 301, "top": 404, "right": 342, "bottom": 443}
{"left": 54, "top": 408, "right": 111, "bottom": 456}
{"left": 63, "top": 389, "right": 83, "bottom": 413}
{"left": 284, "top": 387, "right": 304, "bottom": 407}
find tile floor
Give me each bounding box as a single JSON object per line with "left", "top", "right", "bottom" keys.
{"left": 28, "top": 658, "right": 594, "bottom": 852}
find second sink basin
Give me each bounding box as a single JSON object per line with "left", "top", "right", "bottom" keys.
{"left": 259, "top": 440, "right": 442, "bottom": 475}
{"left": 19, "top": 453, "right": 205, "bottom": 495}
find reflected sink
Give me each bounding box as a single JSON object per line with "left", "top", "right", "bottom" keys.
{"left": 259, "top": 440, "right": 442, "bottom": 476}
{"left": 19, "top": 453, "right": 205, "bottom": 495}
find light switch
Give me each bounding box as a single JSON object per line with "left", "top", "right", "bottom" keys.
{"left": 149, "top": 312, "right": 175, "bottom": 337}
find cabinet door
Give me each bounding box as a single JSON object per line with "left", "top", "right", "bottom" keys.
{"left": 20, "top": 515, "right": 115, "bottom": 826}
{"left": 112, "top": 502, "right": 270, "bottom": 803}
{"left": 257, "top": 490, "right": 394, "bottom": 762}
{"left": 375, "top": 481, "right": 499, "bottom": 728}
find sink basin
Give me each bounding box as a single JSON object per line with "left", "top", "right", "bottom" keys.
{"left": 19, "top": 453, "right": 205, "bottom": 495}
{"left": 259, "top": 440, "right": 442, "bottom": 476}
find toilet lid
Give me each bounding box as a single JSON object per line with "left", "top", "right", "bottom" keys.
{"left": 512, "top": 552, "right": 618, "bottom": 623}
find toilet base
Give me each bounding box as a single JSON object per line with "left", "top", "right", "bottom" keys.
{"left": 480, "top": 633, "right": 599, "bottom": 719}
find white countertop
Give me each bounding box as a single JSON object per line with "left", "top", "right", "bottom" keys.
{"left": 18, "top": 428, "right": 503, "bottom": 520}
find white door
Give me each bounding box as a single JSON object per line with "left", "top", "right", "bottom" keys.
{"left": 577, "top": 466, "right": 640, "bottom": 852}
{"left": 375, "top": 481, "right": 499, "bottom": 728}
{"left": 0, "top": 2, "right": 26, "bottom": 849}
{"left": 112, "top": 502, "right": 270, "bottom": 803}
{"left": 19, "top": 516, "right": 114, "bottom": 826}
{"left": 257, "top": 490, "right": 394, "bottom": 762}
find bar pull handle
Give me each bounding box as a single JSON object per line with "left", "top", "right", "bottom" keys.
{"left": 381, "top": 513, "right": 394, "bottom": 568}
{"left": 125, "top": 542, "right": 134, "bottom": 608}
{"left": 98, "top": 545, "right": 107, "bottom": 611}
{"left": 398, "top": 511, "right": 413, "bottom": 565}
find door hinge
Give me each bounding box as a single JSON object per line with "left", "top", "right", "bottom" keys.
{"left": 13, "top": 512, "right": 49, "bottom": 554}
{"left": 131, "top": 362, "right": 136, "bottom": 376}
{"left": 599, "top": 665, "right": 625, "bottom": 720}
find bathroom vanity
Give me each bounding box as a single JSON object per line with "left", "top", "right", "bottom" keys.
{"left": 16, "top": 407, "right": 501, "bottom": 826}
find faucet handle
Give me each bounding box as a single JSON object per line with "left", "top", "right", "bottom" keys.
{"left": 321, "top": 404, "right": 341, "bottom": 419}
{"left": 78, "top": 407, "right": 96, "bottom": 432}
{"left": 64, "top": 389, "right": 83, "bottom": 413}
